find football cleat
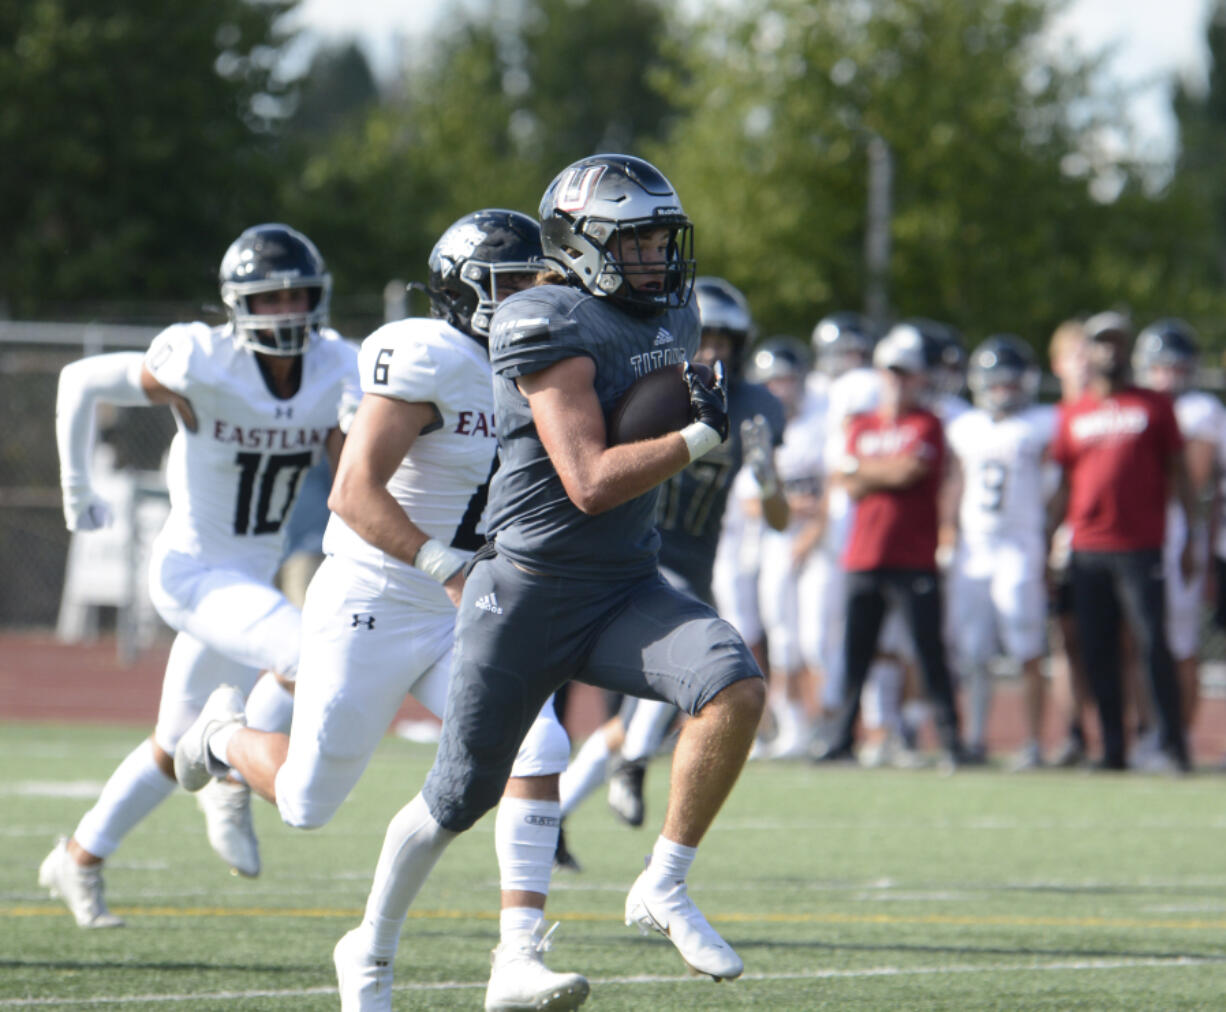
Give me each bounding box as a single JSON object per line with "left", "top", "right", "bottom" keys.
{"left": 607, "top": 758, "right": 646, "bottom": 827}
{"left": 485, "top": 922, "right": 590, "bottom": 1011}
{"left": 197, "top": 778, "right": 260, "bottom": 877}
{"left": 334, "top": 927, "right": 395, "bottom": 1012}
{"left": 553, "top": 823, "right": 582, "bottom": 874}
{"left": 625, "top": 865, "right": 743, "bottom": 982}
{"left": 38, "top": 838, "right": 124, "bottom": 929}
{"left": 174, "top": 684, "right": 246, "bottom": 792}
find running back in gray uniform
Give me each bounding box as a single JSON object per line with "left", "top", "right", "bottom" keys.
{"left": 484, "top": 283, "right": 699, "bottom": 578}
{"left": 422, "top": 283, "right": 762, "bottom": 832}
{"left": 656, "top": 379, "right": 785, "bottom": 602}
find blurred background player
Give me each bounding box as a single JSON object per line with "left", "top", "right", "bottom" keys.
{"left": 1130, "top": 319, "right": 1222, "bottom": 761}
{"left": 42, "top": 224, "right": 358, "bottom": 927}
{"left": 1047, "top": 311, "right": 1195, "bottom": 772}
{"left": 174, "top": 210, "right": 587, "bottom": 1010}
{"left": 945, "top": 336, "right": 1056, "bottom": 769}
{"left": 744, "top": 336, "right": 825, "bottom": 758}
{"left": 557, "top": 276, "right": 787, "bottom": 852}
{"left": 1046, "top": 320, "right": 1094, "bottom": 766}
{"left": 814, "top": 323, "right": 965, "bottom": 767}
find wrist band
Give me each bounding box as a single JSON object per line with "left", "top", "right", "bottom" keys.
{"left": 414, "top": 538, "right": 466, "bottom": 584}
{"left": 680, "top": 422, "right": 721, "bottom": 462}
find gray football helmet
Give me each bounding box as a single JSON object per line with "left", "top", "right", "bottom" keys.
{"left": 538, "top": 154, "right": 696, "bottom": 312}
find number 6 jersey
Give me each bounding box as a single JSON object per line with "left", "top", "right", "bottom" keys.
{"left": 146, "top": 322, "right": 359, "bottom": 578}
{"left": 322, "top": 318, "right": 499, "bottom": 608}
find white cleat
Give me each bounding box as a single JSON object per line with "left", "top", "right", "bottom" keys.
{"left": 38, "top": 838, "right": 124, "bottom": 929}
{"left": 197, "top": 778, "right": 260, "bottom": 877}
{"left": 334, "top": 927, "right": 394, "bottom": 1012}
{"left": 485, "top": 922, "right": 590, "bottom": 1011}
{"left": 174, "top": 684, "right": 246, "bottom": 792}
{"left": 625, "top": 866, "right": 743, "bottom": 982}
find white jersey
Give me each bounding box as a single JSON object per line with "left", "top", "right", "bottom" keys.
{"left": 1167, "top": 389, "right": 1222, "bottom": 552}
{"left": 322, "top": 318, "right": 498, "bottom": 608}
{"left": 820, "top": 366, "right": 881, "bottom": 556}
{"left": 147, "top": 322, "right": 358, "bottom": 577}
{"left": 946, "top": 404, "right": 1056, "bottom": 547}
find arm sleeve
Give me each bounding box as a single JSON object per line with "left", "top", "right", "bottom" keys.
{"left": 56, "top": 352, "right": 151, "bottom": 492}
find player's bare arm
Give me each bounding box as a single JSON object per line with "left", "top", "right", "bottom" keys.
{"left": 1169, "top": 447, "right": 1199, "bottom": 581}
{"left": 327, "top": 393, "right": 468, "bottom": 602}
{"left": 841, "top": 450, "right": 931, "bottom": 500}
{"left": 519, "top": 356, "right": 694, "bottom": 515}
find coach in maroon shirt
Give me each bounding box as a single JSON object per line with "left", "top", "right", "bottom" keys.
{"left": 814, "top": 323, "right": 965, "bottom": 766}
{"left": 1048, "top": 311, "right": 1196, "bottom": 771}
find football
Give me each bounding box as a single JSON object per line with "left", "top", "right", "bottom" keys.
{"left": 607, "top": 362, "right": 715, "bottom": 446}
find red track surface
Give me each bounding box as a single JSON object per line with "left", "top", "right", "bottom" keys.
{"left": 3, "top": 631, "right": 1225, "bottom": 763}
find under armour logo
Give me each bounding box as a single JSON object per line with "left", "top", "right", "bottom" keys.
{"left": 475, "top": 593, "right": 503, "bottom": 615}
{"left": 351, "top": 613, "right": 375, "bottom": 629}
{"left": 276, "top": 405, "right": 294, "bottom": 419}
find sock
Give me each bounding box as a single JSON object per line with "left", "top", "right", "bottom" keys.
{"left": 245, "top": 672, "right": 294, "bottom": 734}
{"left": 559, "top": 734, "right": 610, "bottom": 817}
{"left": 500, "top": 906, "right": 545, "bottom": 945}
{"left": 208, "top": 723, "right": 242, "bottom": 767}
{"left": 622, "top": 700, "right": 676, "bottom": 762}
{"left": 644, "top": 835, "right": 697, "bottom": 889}
{"left": 968, "top": 664, "right": 993, "bottom": 749}
{"left": 496, "top": 797, "right": 559, "bottom": 899}
{"left": 361, "top": 794, "right": 456, "bottom": 958}
{"left": 74, "top": 740, "right": 177, "bottom": 858}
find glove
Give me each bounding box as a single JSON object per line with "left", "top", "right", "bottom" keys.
{"left": 684, "top": 360, "right": 729, "bottom": 442}
{"left": 62, "top": 486, "right": 114, "bottom": 532}
{"left": 740, "top": 414, "right": 778, "bottom": 495}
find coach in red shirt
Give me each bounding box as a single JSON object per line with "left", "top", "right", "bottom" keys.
{"left": 814, "top": 323, "right": 965, "bottom": 766}
{"left": 1049, "top": 311, "right": 1196, "bottom": 771}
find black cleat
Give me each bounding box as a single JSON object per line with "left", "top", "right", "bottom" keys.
{"left": 553, "top": 823, "right": 582, "bottom": 873}
{"left": 607, "top": 759, "right": 646, "bottom": 827}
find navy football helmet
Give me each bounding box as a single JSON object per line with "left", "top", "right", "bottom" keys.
{"left": 538, "top": 154, "right": 696, "bottom": 312}
{"left": 425, "top": 209, "right": 543, "bottom": 342}
{"left": 747, "top": 335, "right": 810, "bottom": 384}
{"left": 1133, "top": 318, "right": 1199, "bottom": 394}
{"left": 695, "top": 276, "right": 755, "bottom": 378}
{"left": 219, "top": 223, "right": 331, "bottom": 356}
{"left": 967, "top": 335, "right": 1040, "bottom": 414}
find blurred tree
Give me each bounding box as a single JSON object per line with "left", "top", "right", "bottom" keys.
{"left": 661, "top": 0, "right": 1226, "bottom": 356}
{"left": 278, "top": 0, "right": 683, "bottom": 318}
{"left": 284, "top": 41, "right": 379, "bottom": 137}
{"left": 0, "top": 0, "right": 299, "bottom": 319}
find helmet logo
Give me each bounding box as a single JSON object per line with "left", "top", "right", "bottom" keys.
{"left": 556, "top": 165, "right": 607, "bottom": 213}
{"left": 436, "top": 222, "right": 487, "bottom": 260}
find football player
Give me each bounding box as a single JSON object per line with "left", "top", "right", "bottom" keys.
{"left": 745, "top": 336, "right": 825, "bottom": 758}
{"left": 556, "top": 276, "right": 787, "bottom": 859}
{"left": 1132, "top": 319, "right": 1221, "bottom": 752}
{"left": 945, "top": 336, "right": 1056, "bottom": 769}
{"left": 173, "top": 211, "right": 588, "bottom": 1011}
{"left": 318, "top": 154, "right": 766, "bottom": 988}
{"left": 42, "top": 224, "right": 360, "bottom": 926}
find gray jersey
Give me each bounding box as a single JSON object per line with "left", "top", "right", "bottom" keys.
{"left": 656, "top": 380, "right": 785, "bottom": 598}
{"left": 487, "top": 284, "right": 700, "bottom": 578}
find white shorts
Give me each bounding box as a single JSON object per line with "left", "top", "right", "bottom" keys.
{"left": 711, "top": 518, "right": 763, "bottom": 645}
{"left": 758, "top": 531, "right": 803, "bottom": 673}
{"left": 1164, "top": 528, "right": 1209, "bottom": 661}
{"left": 949, "top": 540, "right": 1046, "bottom": 666}
{"left": 148, "top": 539, "right": 300, "bottom": 755}
{"left": 275, "top": 556, "right": 569, "bottom": 829}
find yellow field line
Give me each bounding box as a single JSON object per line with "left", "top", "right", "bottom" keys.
{"left": 7, "top": 906, "right": 1226, "bottom": 931}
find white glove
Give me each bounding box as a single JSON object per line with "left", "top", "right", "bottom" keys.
{"left": 62, "top": 486, "right": 114, "bottom": 531}
{"left": 740, "top": 414, "right": 778, "bottom": 496}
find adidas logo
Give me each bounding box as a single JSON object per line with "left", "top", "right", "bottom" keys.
{"left": 475, "top": 592, "right": 503, "bottom": 615}
{"left": 654, "top": 328, "right": 674, "bottom": 346}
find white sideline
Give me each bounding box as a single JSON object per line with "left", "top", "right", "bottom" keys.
{"left": 1, "top": 955, "right": 1221, "bottom": 1006}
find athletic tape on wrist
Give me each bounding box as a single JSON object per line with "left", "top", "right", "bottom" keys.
{"left": 414, "top": 538, "right": 466, "bottom": 584}
{"left": 681, "top": 422, "right": 721, "bottom": 462}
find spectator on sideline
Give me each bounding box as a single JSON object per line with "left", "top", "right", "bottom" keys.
{"left": 1047, "top": 312, "right": 1196, "bottom": 772}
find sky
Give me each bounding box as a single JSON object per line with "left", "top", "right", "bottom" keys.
{"left": 287, "top": 0, "right": 1216, "bottom": 161}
